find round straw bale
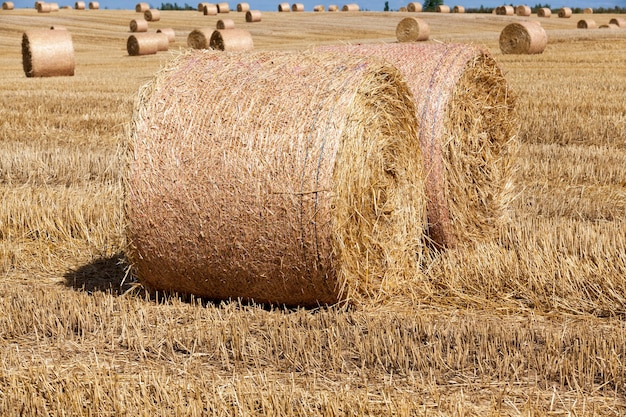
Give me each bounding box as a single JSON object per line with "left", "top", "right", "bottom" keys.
{"left": 88, "top": 1, "right": 98, "bottom": 8}
{"left": 48, "top": 2, "right": 59, "bottom": 10}
{"left": 50, "top": 25, "right": 67, "bottom": 30}
{"left": 126, "top": 50, "right": 426, "bottom": 306}
{"left": 537, "top": 7, "right": 551, "bottom": 17}
{"left": 37, "top": 3, "right": 51, "bottom": 13}
{"left": 216, "top": 2, "right": 229, "bottom": 12}
{"left": 203, "top": 3, "right": 217, "bottom": 14}
{"left": 34, "top": 0, "right": 41, "bottom": 7}
{"left": 157, "top": 27, "right": 176, "bottom": 42}
{"left": 187, "top": 28, "right": 213, "bottom": 49}
{"left": 407, "top": 2, "right": 421, "bottom": 12}
{"left": 127, "top": 33, "right": 160, "bottom": 55}
{"left": 209, "top": 28, "right": 253, "bottom": 50}
{"left": 436, "top": 4, "right": 450, "bottom": 13}
{"left": 2, "top": 1, "right": 14, "bottom": 9}
{"left": 328, "top": 4, "right": 338, "bottom": 10}
{"left": 278, "top": 2, "right": 289, "bottom": 10}
{"left": 155, "top": 32, "right": 169, "bottom": 51}
{"left": 313, "top": 4, "right": 324, "bottom": 11}
{"left": 396, "top": 17, "right": 430, "bottom": 42}
{"left": 399, "top": 6, "right": 407, "bottom": 11}
{"left": 599, "top": 23, "right": 619, "bottom": 29}
{"left": 342, "top": 3, "right": 359, "bottom": 11}
{"left": 198, "top": 2, "right": 209, "bottom": 11}
{"left": 130, "top": 18, "right": 148, "bottom": 32}
{"left": 245, "top": 9, "right": 261, "bottom": 21}
{"left": 22, "top": 29, "right": 74, "bottom": 77}
{"left": 499, "top": 21, "right": 547, "bottom": 54}
{"left": 496, "top": 5, "right": 513, "bottom": 15}
{"left": 452, "top": 5, "right": 464, "bottom": 13}
{"left": 557, "top": 7, "right": 572, "bottom": 18}
{"left": 144, "top": 8, "right": 160, "bottom": 21}
{"left": 515, "top": 5, "right": 530, "bottom": 16}
{"left": 583, "top": 7, "right": 592, "bottom": 13}
{"left": 609, "top": 17, "right": 626, "bottom": 27}
{"left": 216, "top": 18, "right": 234, "bottom": 29}
{"left": 291, "top": 2, "right": 303, "bottom": 11}
{"left": 319, "top": 43, "right": 517, "bottom": 249}
{"left": 236, "top": 2, "right": 249, "bottom": 11}
{"left": 577, "top": 19, "right": 596, "bottom": 29}
{"left": 135, "top": 2, "right": 149, "bottom": 11}
{"left": 74, "top": 1, "right": 84, "bottom": 8}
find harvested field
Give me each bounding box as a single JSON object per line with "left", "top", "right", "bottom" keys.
{"left": 0, "top": 9, "right": 625, "bottom": 416}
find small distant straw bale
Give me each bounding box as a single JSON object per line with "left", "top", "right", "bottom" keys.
{"left": 313, "top": 4, "right": 324, "bottom": 11}
{"left": 328, "top": 4, "right": 338, "bottom": 10}
{"left": 537, "top": 7, "right": 551, "bottom": 17}
{"left": 436, "top": 4, "right": 450, "bottom": 12}
{"left": 135, "top": 2, "right": 149, "bottom": 11}
{"left": 499, "top": 21, "right": 547, "bottom": 54}
{"left": 557, "top": 7, "right": 572, "bottom": 18}
{"left": 88, "top": 1, "right": 98, "bottom": 8}
{"left": 407, "top": 2, "right": 421, "bottom": 12}
{"left": 577, "top": 18, "right": 596, "bottom": 29}
{"left": 496, "top": 5, "right": 514, "bottom": 15}
{"left": 2, "top": 1, "right": 14, "bottom": 9}
{"left": 154, "top": 32, "right": 169, "bottom": 51}
{"left": 216, "top": 2, "right": 229, "bottom": 12}
{"left": 342, "top": 3, "right": 359, "bottom": 11}
{"left": 187, "top": 28, "right": 214, "bottom": 49}
{"left": 157, "top": 28, "right": 176, "bottom": 42}
{"left": 74, "top": 1, "right": 85, "bottom": 9}
{"left": 399, "top": 6, "right": 407, "bottom": 11}
{"left": 204, "top": 3, "right": 217, "bottom": 14}
{"left": 396, "top": 17, "right": 429, "bottom": 42}
{"left": 209, "top": 28, "right": 253, "bottom": 50}
{"left": 37, "top": 3, "right": 51, "bottom": 12}
{"left": 144, "top": 8, "right": 160, "bottom": 21}
{"left": 452, "top": 5, "right": 464, "bottom": 13}
{"left": 236, "top": 2, "right": 249, "bottom": 11}
{"left": 127, "top": 33, "right": 166, "bottom": 55}
{"left": 292, "top": 2, "right": 304, "bottom": 11}
{"left": 245, "top": 9, "right": 261, "bottom": 21}
{"left": 278, "top": 2, "right": 289, "bottom": 10}
{"left": 130, "top": 18, "right": 149, "bottom": 32}
{"left": 48, "top": 2, "right": 59, "bottom": 10}
{"left": 216, "top": 18, "right": 235, "bottom": 29}
{"left": 516, "top": 5, "right": 530, "bottom": 16}
{"left": 599, "top": 23, "right": 618, "bottom": 29}
{"left": 609, "top": 17, "right": 626, "bottom": 27}
{"left": 583, "top": 7, "right": 592, "bottom": 13}
{"left": 198, "top": 2, "right": 209, "bottom": 11}
{"left": 22, "top": 29, "right": 74, "bottom": 77}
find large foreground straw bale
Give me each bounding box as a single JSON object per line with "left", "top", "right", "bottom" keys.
{"left": 557, "top": 7, "right": 572, "bottom": 18}
{"left": 609, "top": 17, "right": 626, "bottom": 27}
{"left": 22, "top": 29, "right": 74, "bottom": 77}
{"left": 144, "top": 8, "right": 160, "bottom": 21}
{"left": 537, "top": 7, "right": 550, "bottom": 17}
{"left": 157, "top": 28, "right": 176, "bottom": 42}
{"left": 396, "top": 17, "right": 429, "bottom": 42}
{"left": 320, "top": 43, "right": 517, "bottom": 248}
{"left": 499, "top": 21, "right": 547, "bottom": 54}
{"left": 407, "top": 2, "right": 421, "bottom": 12}
{"left": 245, "top": 10, "right": 261, "bottom": 21}
{"left": 2, "top": 1, "right": 14, "bottom": 9}
{"left": 209, "top": 28, "right": 253, "bottom": 50}
{"left": 127, "top": 50, "right": 426, "bottom": 306}
{"left": 515, "top": 5, "right": 530, "bottom": 16}
{"left": 187, "top": 28, "right": 213, "bottom": 49}
{"left": 130, "top": 18, "right": 148, "bottom": 32}
{"left": 127, "top": 33, "right": 160, "bottom": 55}
{"left": 577, "top": 19, "right": 596, "bottom": 29}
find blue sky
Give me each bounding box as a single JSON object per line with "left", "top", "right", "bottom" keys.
{"left": 10, "top": 0, "right": 626, "bottom": 12}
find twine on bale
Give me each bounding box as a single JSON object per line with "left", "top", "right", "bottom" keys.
{"left": 88, "top": 1, "right": 98, "bottom": 8}
{"left": 127, "top": 33, "right": 161, "bottom": 55}
{"left": 609, "top": 17, "right": 626, "bottom": 27}
{"left": 516, "top": 5, "right": 530, "bottom": 16}
{"left": 74, "top": 1, "right": 84, "bottom": 9}
{"left": 436, "top": 4, "right": 450, "bottom": 13}
{"left": 342, "top": 3, "right": 359, "bottom": 11}
{"left": 157, "top": 28, "right": 176, "bottom": 42}
{"left": 245, "top": 10, "right": 261, "bottom": 21}
{"left": 144, "top": 8, "right": 160, "bottom": 21}
{"left": 130, "top": 18, "right": 149, "bottom": 32}
{"left": 210, "top": 28, "right": 253, "bottom": 50}
{"left": 452, "top": 5, "right": 464, "bottom": 13}
{"left": 216, "top": 2, "right": 229, "bottom": 12}
{"left": 22, "top": 29, "right": 74, "bottom": 77}
{"left": 126, "top": 50, "right": 426, "bottom": 306}
{"left": 216, "top": 18, "right": 235, "bottom": 29}
{"left": 204, "top": 4, "right": 217, "bottom": 14}
{"left": 319, "top": 43, "right": 517, "bottom": 249}
{"left": 135, "top": 2, "right": 149, "bottom": 11}
{"left": 396, "top": 17, "right": 430, "bottom": 42}
{"left": 407, "top": 2, "right": 421, "bottom": 12}
{"left": 537, "top": 7, "right": 550, "bottom": 17}
{"left": 187, "top": 28, "right": 214, "bottom": 49}
{"left": 500, "top": 21, "right": 547, "bottom": 54}
{"left": 236, "top": 2, "right": 249, "bottom": 11}
{"left": 577, "top": 19, "right": 596, "bottom": 29}
{"left": 557, "top": 7, "right": 572, "bottom": 18}
{"left": 278, "top": 2, "right": 289, "bottom": 11}
{"left": 2, "top": 1, "right": 14, "bottom": 9}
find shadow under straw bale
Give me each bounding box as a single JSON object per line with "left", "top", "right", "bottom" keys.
{"left": 64, "top": 252, "right": 134, "bottom": 295}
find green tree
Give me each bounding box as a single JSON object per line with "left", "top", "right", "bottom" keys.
{"left": 423, "top": 0, "right": 442, "bottom": 12}
{"left": 384, "top": 1, "right": 389, "bottom": 11}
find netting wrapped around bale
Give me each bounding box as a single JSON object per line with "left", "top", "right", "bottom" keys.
{"left": 236, "top": 2, "right": 248, "bottom": 11}
{"left": 126, "top": 50, "right": 426, "bottom": 306}
{"left": 499, "top": 21, "right": 547, "bottom": 54}
{"left": 407, "top": 2, "right": 421, "bottom": 12}
{"left": 342, "top": 3, "right": 359, "bottom": 11}
{"left": 452, "top": 5, "right": 464, "bottom": 13}
{"left": 278, "top": 2, "right": 289, "bottom": 11}
{"left": 209, "top": 28, "right": 253, "bottom": 50}
{"left": 515, "top": 5, "right": 530, "bottom": 16}
{"left": 157, "top": 28, "right": 176, "bottom": 42}
{"left": 216, "top": 18, "right": 235, "bottom": 29}
{"left": 88, "top": 1, "right": 98, "bottom": 8}
{"left": 558, "top": 7, "right": 572, "bottom": 18}
{"left": 396, "top": 17, "right": 430, "bottom": 42}
{"left": 2, "top": 1, "right": 14, "bottom": 9}
{"left": 127, "top": 33, "right": 160, "bottom": 55}
{"left": 436, "top": 4, "right": 450, "bottom": 13}
{"left": 204, "top": 4, "right": 217, "bottom": 14}
{"left": 609, "top": 17, "right": 626, "bottom": 27}
{"left": 187, "top": 28, "right": 214, "bottom": 49}
{"left": 22, "top": 29, "right": 75, "bottom": 77}
{"left": 144, "top": 8, "right": 160, "bottom": 21}
{"left": 319, "top": 43, "right": 517, "bottom": 249}
{"left": 135, "top": 2, "right": 149, "bottom": 11}
{"left": 245, "top": 10, "right": 261, "bottom": 21}
{"left": 577, "top": 19, "right": 596, "bottom": 29}
{"left": 537, "top": 7, "right": 550, "bottom": 17}
{"left": 130, "top": 18, "right": 149, "bottom": 32}
{"left": 74, "top": 1, "right": 84, "bottom": 9}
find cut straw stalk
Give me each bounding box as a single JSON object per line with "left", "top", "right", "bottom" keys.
{"left": 499, "top": 21, "right": 547, "bottom": 54}
{"left": 396, "top": 17, "right": 429, "bottom": 42}
{"left": 126, "top": 50, "right": 426, "bottom": 306}
{"left": 407, "top": 2, "right": 421, "bottom": 12}
{"left": 22, "top": 29, "right": 75, "bottom": 77}
{"left": 210, "top": 28, "right": 253, "bottom": 50}
{"left": 216, "top": 18, "right": 234, "bottom": 29}
{"left": 245, "top": 10, "right": 261, "bottom": 21}
{"left": 130, "top": 18, "right": 149, "bottom": 32}
{"left": 319, "top": 43, "right": 517, "bottom": 249}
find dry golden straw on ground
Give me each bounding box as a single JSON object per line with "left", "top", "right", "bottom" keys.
{"left": 320, "top": 43, "right": 517, "bottom": 249}
{"left": 187, "top": 28, "right": 214, "bottom": 48}
{"left": 130, "top": 18, "right": 148, "bottom": 32}
{"left": 516, "top": 5, "right": 530, "bottom": 16}
{"left": 135, "top": 2, "right": 148, "bottom": 12}
{"left": 209, "top": 28, "right": 253, "bottom": 50}
{"left": 74, "top": 0, "right": 84, "bottom": 9}
{"left": 500, "top": 21, "right": 547, "bottom": 54}
{"left": 577, "top": 19, "right": 596, "bottom": 29}
{"left": 342, "top": 3, "right": 359, "bottom": 11}
{"left": 558, "top": 7, "right": 572, "bottom": 18}
{"left": 88, "top": 1, "right": 98, "bottom": 9}
{"left": 2, "top": 1, "right": 14, "bottom": 9}
{"left": 216, "top": 18, "right": 235, "bottom": 29}
{"left": 203, "top": 4, "right": 217, "bottom": 14}
{"left": 406, "top": 2, "right": 421, "bottom": 12}
{"left": 292, "top": 2, "right": 304, "bottom": 11}
{"left": 436, "top": 4, "right": 450, "bottom": 13}
{"left": 245, "top": 10, "right": 261, "bottom": 21}
{"left": 396, "top": 17, "right": 429, "bottom": 42}
{"left": 452, "top": 5, "right": 464, "bottom": 13}
{"left": 22, "top": 29, "right": 75, "bottom": 77}
{"left": 144, "top": 8, "right": 160, "bottom": 21}
{"left": 278, "top": 2, "right": 289, "bottom": 11}
{"left": 609, "top": 17, "right": 626, "bottom": 27}
{"left": 126, "top": 50, "right": 426, "bottom": 306}
{"left": 157, "top": 28, "right": 175, "bottom": 42}
{"left": 537, "top": 7, "right": 551, "bottom": 17}
{"left": 217, "top": 2, "right": 229, "bottom": 12}
{"left": 127, "top": 33, "right": 160, "bottom": 55}
{"left": 50, "top": 25, "right": 67, "bottom": 30}
{"left": 236, "top": 2, "right": 249, "bottom": 11}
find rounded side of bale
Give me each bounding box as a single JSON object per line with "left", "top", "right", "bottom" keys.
{"left": 22, "top": 29, "right": 75, "bottom": 77}
{"left": 558, "top": 7, "right": 572, "bottom": 18}
{"left": 216, "top": 2, "right": 229, "bottom": 12}
{"left": 313, "top": 4, "right": 324, "bottom": 11}
{"left": 216, "top": 18, "right": 234, "bottom": 29}
{"left": 2, "top": 1, "right": 15, "bottom": 9}
{"left": 278, "top": 2, "right": 289, "bottom": 11}
{"left": 245, "top": 10, "right": 261, "bottom": 21}
{"left": 291, "top": 2, "right": 303, "bottom": 11}
{"left": 74, "top": 1, "right": 85, "bottom": 9}
{"left": 609, "top": 17, "right": 626, "bottom": 27}
{"left": 500, "top": 21, "right": 547, "bottom": 54}
{"left": 515, "top": 5, "right": 530, "bottom": 16}
{"left": 37, "top": 3, "right": 51, "bottom": 12}
{"left": 436, "top": 4, "right": 450, "bottom": 13}
{"left": 328, "top": 4, "right": 338, "bottom": 10}
{"left": 204, "top": 4, "right": 217, "bottom": 14}
{"left": 319, "top": 43, "right": 517, "bottom": 249}
{"left": 144, "top": 8, "right": 160, "bottom": 21}
{"left": 342, "top": 3, "right": 359, "bottom": 11}
{"left": 407, "top": 2, "right": 421, "bottom": 12}
{"left": 209, "top": 28, "right": 253, "bottom": 51}
{"left": 577, "top": 19, "right": 596, "bottom": 29}
{"left": 49, "top": 2, "right": 59, "bottom": 11}
{"left": 155, "top": 32, "right": 169, "bottom": 51}
{"left": 135, "top": 2, "right": 149, "bottom": 11}
{"left": 452, "top": 5, "right": 464, "bottom": 13}
{"left": 187, "top": 28, "right": 214, "bottom": 49}
{"left": 127, "top": 33, "right": 160, "bottom": 56}
{"left": 396, "top": 17, "right": 430, "bottom": 42}
{"left": 236, "top": 2, "right": 249, "bottom": 11}
{"left": 537, "top": 7, "right": 551, "bottom": 17}
{"left": 126, "top": 50, "right": 426, "bottom": 306}
{"left": 583, "top": 7, "right": 592, "bottom": 13}
{"left": 496, "top": 5, "right": 513, "bottom": 15}
{"left": 130, "top": 18, "right": 149, "bottom": 32}
{"left": 88, "top": 1, "right": 99, "bottom": 8}
{"left": 157, "top": 28, "right": 176, "bottom": 42}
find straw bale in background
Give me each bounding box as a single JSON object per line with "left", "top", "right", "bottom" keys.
{"left": 557, "top": 7, "right": 572, "bottom": 18}
{"left": 36, "top": 2, "right": 50, "bottom": 11}
{"left": 130, "top": 18, "right": 149, "bottom": 32}
{"left": 245, "top": 10, "right": 261, "bottom": 21}
{"left": 127, "top": 33, "right": 162, "bottom": 55}
{"left": 74, "top": 1, "right": 84, "bottom": 9}
{"left": 209, "top": 28, "right": 253, "bottom": 50}
{"left": 291, "top": 2, "right": 304, "bottom": 11}
{"left": 216, "top": 2, "right": 229, "bottom": 12}
{"left": 22, "top": 29, "right": 74, "bottom": 77}
{"left": 328, "top": 4, "right": 338, "bottom": 10}
{"left": 583, "top": 7, "right": 592, "bottom": 13}
{"left": 515, "top": 5, "right": 530, "bottom": 16}
{"left": 216, "top": 18, "right": 234, "bottom": 29}
{"left": 342, "top": 3, "right": 359, "bottom": 11}
{"left": 88, "top": 1, "right": 98, "bottom": 8}
{"left": 157, "top": 28, "right": 176, "bottom": 42}
{"left": 198, "top": 2, "right": 209, "bottom": 11}
{"left": 609, "top": 17, "right": 626, "bottom": 27}
{"left": 599, "top": 23, "right": 618, "bottom": 29}
{"left": 204, "top": 4, "right": 217, "bottom": 14}
{"left": 144, "top": 8, "right": 160, "bottom": 21}
{"left": 399, "top": 6, "right": 406, "bottom": 11}
{"left": 2, "top": 1, "right": 14, "bottom": 9}
{"left": 135, "top": 2, "right": 149, "bottom": 11}
{"left": 452, "top": 5, "right": 464, "bottom": 13}
{"left": 320, "top": 43, "right": 517, "bottom": 249}
{"left": 313, "top": 4, "right": 324, "bottom": 11}
{"left": 126, "top": 50, "right": 426, "bottom": 306}
{"left": 537, "top": 7, "right": 550, "bottom": 17}
{"left": 496, "top": 5, "right": 513, "bottom": 15}
{"left": 236, "top": 2, "right": 249, "bottom": 11}
{"left": 48, "top": 2, "right": 59, "bottom": 10}
{"left": 278, "top": 2, "right": 289, "bottom": 11}
{"left": 396, "top": 17, "right": 429, "bottom": 42}
{"left": 577, "top": 19, "right": 596, "bottom": 29}
{"left": 407, "top": 2, "right": 421, "bottom": 12}
{"left": 436, "top": 4, "right": 450, "bottom": 12}
{"left": 499, "top": 21, "right": 547, "bottom": 54}
{"left": 187, "top": 28, "right": 213, "bottom": 49}
{"left": 154, "top": 32, "right": 169, "bottom": 51}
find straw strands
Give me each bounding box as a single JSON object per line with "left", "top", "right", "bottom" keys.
{"left": 319, "top": 43, "right": 517, "bottom": 248}
{"left": 436, "top": 5, "right": 450, "bottom": 13}
{"left": 558, "top": 7, "right": 572, "bottom": 18}
{"left": 236, "top": 2, "right": 249, "bottom": 11}
{"left": 126, "top": 50, "right": 426, "bottom": 306}
{"left": 187, "top": 28, "right": 213, "bottom": 49}
{"left": 499, "top": 21, "right": 547, "bottom": 54}
{"left": 407, "top": 2, "right": 421, "bottom": 12}
{"left": 130, "top": 18, "right": 148, "bottom": 32}
{"left": 157, "top": 28, "right": 176, "bottom": 42}
{"left": 292, "top": 2, "right": 304, "bottom": 11}
{"left": 609, "top": 17, "right": 626, "bottom": 27}
{"left": 342, "top": 3, "right": 359, "bottom": 11}
{"left": 577, "top": 19, "right": 596, "bottom": 29}
{"left": 278, "top": 2, "right": 289, "bottom": 11}
{"left": 88, "top": 1, "right": 98, "bottom": 9}
{"left": 452, "top": 5, "right": 464, "bottom": 13}
{"left": 209, "top": 28, "right": 253, "bottom": 50}
{"left": 216, "top": 18, "right": 234, "bottom": 29}
{"left": 245, "top": 10, "right": 261, "bottom": 21}
{"left": 135, "top": 2, "right": 148, "bottom": 11}
{"left": 216, "top": 2, "right": 229, "bottom": 12}
{"left": 537, "top": 7, "right": 551, "bottom": 17}
{"left": 203, "top": 4, "right": 217, "bottom": 14}
{"left": 144, "top": 9, "right": 160, "bottom": 21}
{"left": 396, "top": 17, "right": 429, "bottom": 42}
{"left": 22, "top": 29, "right": 75, "bottom": 77}
{"left": 516, "top": 5, "right": 530, "bottom": 16}
{"left": 74, "top": 1, "right": 84, "bottom": 9}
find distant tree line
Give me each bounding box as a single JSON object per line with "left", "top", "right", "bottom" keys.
{"left": 159, "top": 2, "right": 195, "bottom": 9}
{"left": 420, "top": 2, "right": 626, "bottom": 13}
